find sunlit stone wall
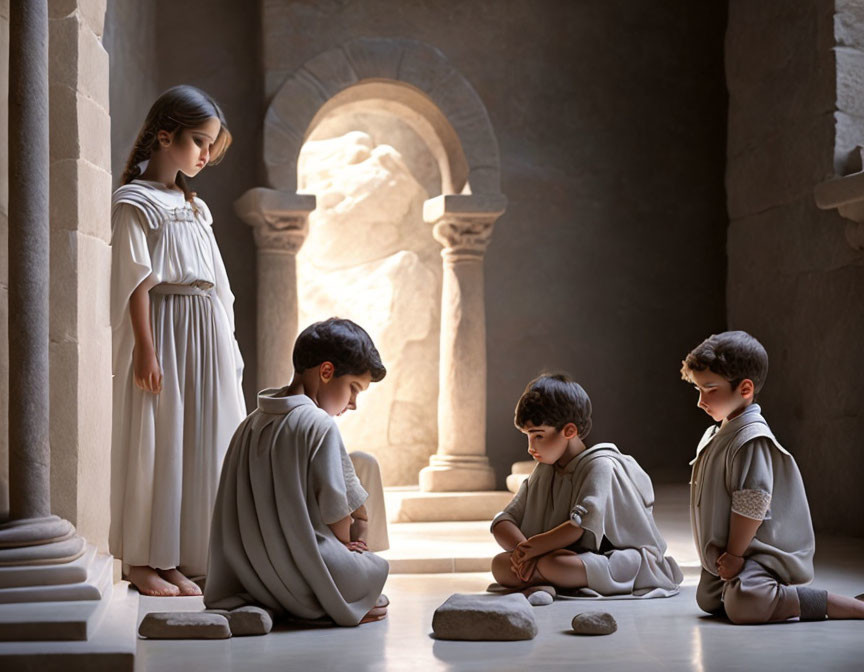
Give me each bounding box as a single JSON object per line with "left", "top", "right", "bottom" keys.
{"left": 297, "top": 111, "right": 443, "bottom": 486}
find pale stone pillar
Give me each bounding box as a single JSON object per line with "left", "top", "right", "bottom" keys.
{"left": 7, "top": 0, "right": 51, "bottom": 522}
{"left": 0, "top": 2, "right": 115, "bottom": 631}
{"left": 419, "top": 194, "right": 506, "bottom": 492}
{"left": 235, "top": 188, "right": 316, "bottom": 390}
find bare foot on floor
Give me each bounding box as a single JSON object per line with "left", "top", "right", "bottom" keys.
{"left": 158, "top": 568, "right": 203, "bottom": 596}
{"left": 127, "top": 566, "right": 180, "bottom": 597}
{"left": 360, "top": 594, "right": 389, "bottom": 624}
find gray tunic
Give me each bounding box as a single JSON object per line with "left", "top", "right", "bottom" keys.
{"left": 493, "top": 443, "right": 682, "bottom": 598}
{"left": 204, "top": 391, "right": 389, "bottom": 626}
{"left": 689, "top": 404, "right": 815, "bottom": 585}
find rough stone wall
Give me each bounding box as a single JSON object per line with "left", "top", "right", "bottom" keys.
{"left": 46, "top": 0, "right": 113, "bottom": 550}
{"left": 262, "top": 0, "right": 729, "bottom": 484}
{"left": 104, "top": 0, "right": 261, "bottom": 410}
{"left": 103, "top": 0, "right": 159, "bottom": 185}
{"left": 0, "top": 0, "right": 9, "bottom": 516}
{"left": 726, "top": 0, "right": 864, "bottom": 536}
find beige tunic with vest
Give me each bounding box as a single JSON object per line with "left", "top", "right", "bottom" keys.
{"left": 689, "top": 403, "right": 815, "bottom": 586}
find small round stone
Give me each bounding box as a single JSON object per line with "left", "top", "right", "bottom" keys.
{"left": 570, "top": 611, "right": 617, "bottom": 635}
{"left": 527, "top": 590, "right": 553, "bottom": 606}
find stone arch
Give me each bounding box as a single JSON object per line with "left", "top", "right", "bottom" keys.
{"left": 263, "top": 37, "right": 501, "bottom": 196}
{"left": 237, "top": 37, "right": 507, "bottom": 493}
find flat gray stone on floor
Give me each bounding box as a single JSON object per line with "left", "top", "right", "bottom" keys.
{"left": 570, "top": 611, "right": 617, "bottom": 635}
{"left": 205, "top": 606, "right": 273, "bottom": 636}
{"left": 432, "top": 593, "right": 537, "bottom": 641}
{"left": 138, "top": 612, "right": 231, "bottom": 639}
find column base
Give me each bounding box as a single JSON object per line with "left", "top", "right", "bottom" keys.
{"left": 419, "top": 454, "right": 496, "bottom": 492}
{"left": 0, "top": 518, "right": 115, "bottom": 642}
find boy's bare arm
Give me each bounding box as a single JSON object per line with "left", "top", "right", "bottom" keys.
{"left": 328, "top": 514, "right": 352, "bottom": 544}
{"left": 516, "top": 521, "right": 584, "bottom": 560}
{"left": 717, "top": 511, "right": 762, "bottom": 579}
{"left": 350, "top": 505, "right": 368, "bottom": 548}
{"left": 491, "top": 520, "right": 527, "bottom": 551}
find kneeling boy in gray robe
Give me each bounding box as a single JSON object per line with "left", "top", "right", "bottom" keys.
{"left": 205, "top": 318, "right": 390, "bottom": 626}
{"left": 491, "top": 374, "right": 682, "bottom": 599}
{"left": 682, "top": 331, "right": 864, "bottom": 624}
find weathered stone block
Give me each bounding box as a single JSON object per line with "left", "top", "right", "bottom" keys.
{"left": 726, "top": 115, "right": 835, "bottom": 219}
{"left": 79, "top": 0, "right": 107, "bottom": 37}
{"left": 51, "top": 159, "right": 112, "bottom": 242}
{"left": 49, "top": 84, "right": 81, "bottom": 162}
{"left": 397, "top": 42, "right": 451, "bottom": 95}
{"left": 49, "top": 15, "right": 80, "bottom": 90}
{"left": 49, "top": 227, "right": 79, "bottom": 341}
{"left": 204, "top": 606, "right": 273, "bottom": 636}
{"left": 342, "top": 37, "right": 404, "bottom": 82}
{"left": 48, "top": 0, "right": 78, "bottom": 19}
{"left": 301, "top": 48, "right": 358, "bottom": 99}
{"left": 836, "top": 0, "right": 864, "bottom": 51}
{"left": 571, "top": 611, "right": 617, "bottom": 635}
{"left": 138, "top": 612, "right": 231, "bottom": 639}
{"left": 78, "top": 19, "right": 110, "bottom": 108}
{"left": 78, "top": 95, "right": 112, "bottom": 172}
{"left": 431, "top": 593, "right": 537, "bottom": 641}
{"left": 836, "top": 47, "right": 864, "bottom": 121}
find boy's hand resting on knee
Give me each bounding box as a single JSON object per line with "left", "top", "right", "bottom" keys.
{"left": 716, "top": 551, "right": 744, "bottom": 580}
{"left": 343, "top": 540, "right": 368, "bottom": 553}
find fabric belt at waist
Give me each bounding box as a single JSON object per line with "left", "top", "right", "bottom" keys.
{"left": 150, "top": 281, "right": 214, "bottom": 296}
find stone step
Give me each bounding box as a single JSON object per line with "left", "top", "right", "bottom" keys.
{"left": 0, "top": 548, "right": 113, "bottom": 604}
{"left": 381, "top": 484, "right": 701, "bottom": 575}
{"left": 384, "top": 487, "right": 514, "bottom": 523}
{"left": 0, "top": 581, "right": 137, "bottom": 670}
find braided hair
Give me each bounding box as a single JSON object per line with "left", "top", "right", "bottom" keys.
{"left": 121, "top": 85, "right": 232, "bottom": 202}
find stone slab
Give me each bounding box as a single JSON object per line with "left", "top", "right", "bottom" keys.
{"left": 432, "top": 593, "right": 537, "bottom": 641}
{"left": 0, "top": 581, "right": 136, "bottom": 670}
{"left": 138, "top": 611, "right": 231, "bottom": 640}
{"left": 384, "top": 488, "right": 513, "bottom": 523}
{"left": 0, "top": 549, "right": 111, "bottom": 603}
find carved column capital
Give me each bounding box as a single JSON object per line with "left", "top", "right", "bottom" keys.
{"left": 234, "top": 187, "right": 316, "bottom": 254}
{"left": 251, "top": 215, "right": 309, "bottom": 253}
{"left": 432, "top": 215, "right": 497, "bottom": 257}
{"left": 424, "top": 194, "right": 507, "bottom": 258}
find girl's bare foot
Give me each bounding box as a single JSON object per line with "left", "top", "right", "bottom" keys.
{"left": 158, "top": 568, "right": 203, "bottom": 596}
{"left": 127, "top": 565, "right": 180, "bottom": 596}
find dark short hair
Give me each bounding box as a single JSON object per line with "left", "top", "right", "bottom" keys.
{"left": 292, "top": 318, "right": 386, "bottom": 382}
{"left": 680, "top": 330, "right": 768, "bottom": 393}
{"left": 514, "top": 373, "right": 592, "bottom": 438}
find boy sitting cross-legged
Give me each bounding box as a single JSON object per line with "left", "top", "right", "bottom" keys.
{"left": 490, "top": 373, "right": 682, "bottom": 602}
{"left": 682, "top": 330, "right": 864, "bottom": 624}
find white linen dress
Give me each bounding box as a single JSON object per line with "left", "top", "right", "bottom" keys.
{"left": 109, "top": 179, "right": 246, "bottom": 577}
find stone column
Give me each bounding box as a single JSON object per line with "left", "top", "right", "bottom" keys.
{"left": 235, "top": 188, "right": 316, "bottom": 391}
{"left": 0, "top": 0, "right": 116, "bottom": 622}
{"left": 419, "top": 194, "right": 506, "bottom": 492}
{"left": 7, "top": 0, "right": 51, "bottom": 523}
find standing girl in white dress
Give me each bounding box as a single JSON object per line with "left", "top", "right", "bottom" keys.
{"left": 110, "top": 85, "right": 246, "bottom": 596}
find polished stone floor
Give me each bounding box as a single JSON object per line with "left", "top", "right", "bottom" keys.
{"left": 135, "top": 486, "right": 864, "bottom": 672}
